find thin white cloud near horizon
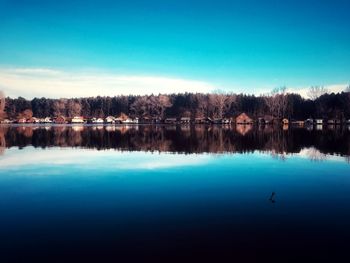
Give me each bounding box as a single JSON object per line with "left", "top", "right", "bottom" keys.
{"left": 0, "top": 68, "right": 214, "bottom": 98}
{"left": 0, "top": 67, "right": 348, "bottom": 99}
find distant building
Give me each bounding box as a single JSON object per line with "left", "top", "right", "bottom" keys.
{"left": 17, "top": 118, "right": 27, "bottom": 124}
{"left": 42, "top": 117, "right": 53, "bottom": 123}
{"left": 180, "top": 117, "right": 191, "bottom": 124}
{"left": 122, "top": 117, "right": 138, "bottom": 124}
{"left": 27, "top": 117, "right": 40, "bottom": 123}
{"left": 315, "top": 119, "right": 323, "bottom": 125}
{"left": 327, "top": 119, "right": 341, "bottom": 125}
{"left": 165, "top": 118, "right": 177, "bottom": 124}
{"left": 305, "top": 118, "right": 314, "bottom": 125}
{"left": 71, "top": 116, "right": 85, "bottom": 123}
{"left": 115, "top": 113, "right": 129, "bottom": 123}
{"left": 236, "top": 113, "right": 253, "bottom": 124}
{"left": 291, "top": 120, "right": 304, "bottom": 127}
{"left": 55, "top": 116, "right": 66, "bottom": 124}
{"left": 91, "top": 118, "right": 104, "bottom": 124}
{"left": 212, "top": 118, "right": 231, "bottom": 124}
{"left": 1, "top": 119, "right": 12, "bottom": 124}
{"left": 105, "top": 116, "right": 116, "bottom": 124}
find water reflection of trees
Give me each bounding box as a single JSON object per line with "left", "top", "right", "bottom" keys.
{"left": 0, "top": 127, "right": 6, "bottom": 155}
{"left": 1, "top": 125, "right": 350, "bottom": 158}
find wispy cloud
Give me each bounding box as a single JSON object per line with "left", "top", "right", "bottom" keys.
{"left": 0, "top": 68, "right": 215, "bottom": 98}
{"left": 0, "top": 67, "right": 348, "bottom": 99}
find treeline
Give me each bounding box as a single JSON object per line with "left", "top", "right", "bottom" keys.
{"left": 2, "top": 87, "right": 350, "bottom": 120}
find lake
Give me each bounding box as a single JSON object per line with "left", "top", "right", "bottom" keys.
{"left": 0, "top": 124, "right": 350, "bottom": 262}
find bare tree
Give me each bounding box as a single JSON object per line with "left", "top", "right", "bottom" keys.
{"left": 274, "top": 86, "right": 288, "bottom": 118}
{"left": 264, "top": 94, "right": 275, "bottom": 117}
{"left": 157, "top": 95, "right": 172, "bottom": 119}
{"left": 264, "top": 87, "right": 288, "bottom": 118}
{"left": 307, "top": 86, "right": 328, "bottom": 100}
{"left": 195, "top": 93, "right": 208, "bottom": 118}
{"left": 131, "top": 95, "right": 172, "bottom": 119}
{"left": 53, "top": 99, "right": 67, "bottom": 117}
{"left": 18, "top": 109, "right": 33, "bottom": 119}
{"left": 209, "top": 91, "right": 236, "bottom": 119}
{"left": 130, "top": 96, "right": 149, "bottom": 118}
{"left": 67, "top": 100, "right": 82, "bottom": 117}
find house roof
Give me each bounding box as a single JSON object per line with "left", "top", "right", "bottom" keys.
{"left": 236, "top": 113, "right": 252, "bottom": 120}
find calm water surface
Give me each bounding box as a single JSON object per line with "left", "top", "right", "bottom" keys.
{"left": 0, "top": 125, "right": 350, "bottom": 262}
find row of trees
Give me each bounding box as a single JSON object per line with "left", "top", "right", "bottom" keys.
{"left": 1, "top": 86, "right": 350, "bottom": 120}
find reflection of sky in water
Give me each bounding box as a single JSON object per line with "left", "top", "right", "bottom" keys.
{"left": 0, "top": 147, "right": 349, "bottom": 207}
{"left": 0, "top": 147, "right": 350, "bottom": 261}
{"left": 0, "top": 147, "right": 348, "bottom": 173}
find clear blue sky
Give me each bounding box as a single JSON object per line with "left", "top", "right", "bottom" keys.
{"left": 0, "top": 0, "right": 349, "bottom": 97}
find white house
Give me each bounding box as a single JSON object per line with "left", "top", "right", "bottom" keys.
{"left": 1, "top": 119, "right": 12, "bottom": 124}
{"left": 91, "top": 118, "right": 104, "bottom": 123}
{"left": 71, "top": 116, "right": 85, "bottom": 123}
{"left": 43, "top": 117, "right": 53, "bottom": 123}
{"left": 315, "top": 119, "right": 323, "bottom": 125}
{"left": 122, "top": 118, "right": 138, "bottom": 124}
{"left": 105, "top": 116, "right": 116, "bottom": 124}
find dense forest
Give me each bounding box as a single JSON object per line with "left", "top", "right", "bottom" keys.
{"left": 1, "top": 86, "right": 350, "bottom": 121}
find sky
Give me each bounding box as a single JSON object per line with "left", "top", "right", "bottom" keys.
{"left": 0, "top": 0, "right": 349, "bottom": 98}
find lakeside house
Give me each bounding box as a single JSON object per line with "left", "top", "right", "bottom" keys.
{"left": 115, "top": 113, "right": 129, "bottom": 123}
{"left": 0, "top": 119, "right": 12, "bottom": 124}
{"left": 122, "top": 117, "right": 139, "bottom": 124}
{"left": 315, "top": 119, "right": 323, "bottom": 125}
{"left": 17, "top": 118, "right": 27, "bottom": 124}
{"left": 305, "top": 118, "right": 314, "bottom": 125}
{"left": 27, "top": 117, "right": 40, "bottom": 123}
{"left": 71, "top": 116, "right": 85, "bottom": 124}
{"left": 180, "top": 117, "right": 191, "bottom": 124}
{"left": 212, "top": 118, "right": 231, "bottom": 124}
{"left": 4, "top": 114, "right": 350, "bottom": 126}
{"left": 327, "top": 119, "right": 342, "bottom": 125}
{"left": 291, "top": 120, "right": 304, "bottom": 126}
{"left": 236, "top": 113, "right": 253, "bottom": 124}
{"left": 91, "top": 118, "right": 104, "bottom": 124}
{"left": 115, "top": 113, "right": 138, "bottom": 124}
{"left": 165, "top": 118, "right": 177, "bottom": 124}
{"left": 42, "top": 117, "right": 53, "bottom": 123}
{"left": 139, "top": 117, "right": 160, "bottom": 124}
{"left": 194, "top": 117, "right": 206, "bottom": 124}
{"left": 55, "top": 116, "right": 66, "bottom": 124}
{"left": 105, "top": 116, "right": 116, "bottom": 124}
